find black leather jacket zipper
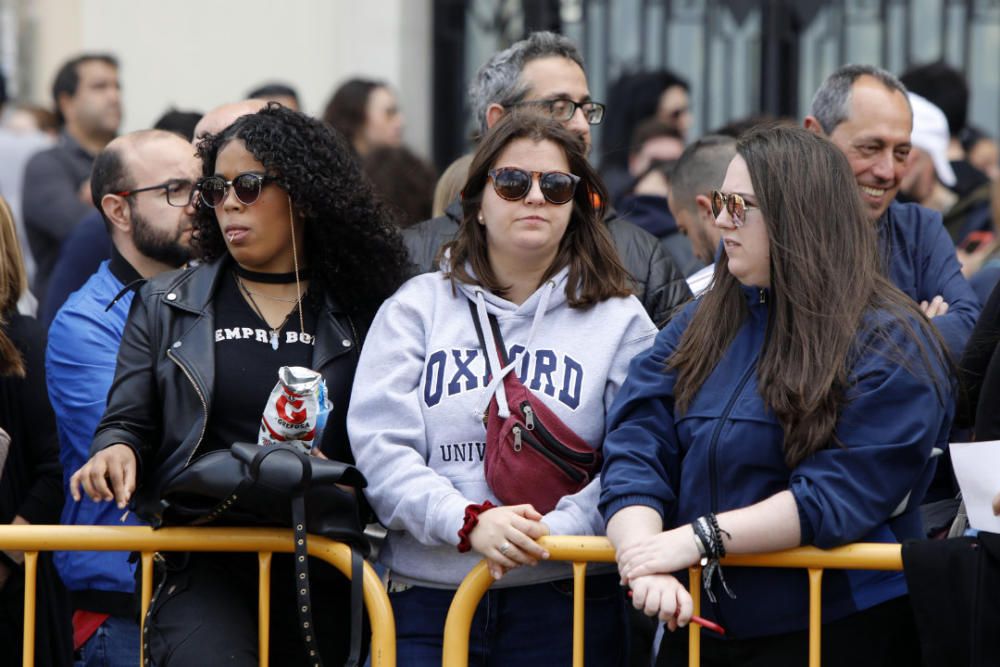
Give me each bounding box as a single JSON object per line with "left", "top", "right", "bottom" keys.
{"left": 169, "top": 349, "right": 210, "bottom": 467}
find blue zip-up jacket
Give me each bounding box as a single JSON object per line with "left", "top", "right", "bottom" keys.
{"left": 881, "top": 200, "right": 980, "bottom": 360}
{"left": 599, "top": 286, "right": 953, "bottom": 639}
{"left": 47, "top": 253, "right": 145, "bottom": 616}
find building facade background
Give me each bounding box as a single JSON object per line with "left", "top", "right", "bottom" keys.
{"left": 1, "top": 0, "right": 998, "bottom": 172}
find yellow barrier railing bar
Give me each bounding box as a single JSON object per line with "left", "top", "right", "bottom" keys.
{"left": 139, "top": 551, "right": 153, "bottom": 666}
{"left": 571, "top": 561, "right": 586, "bottom": 667}
{"left": 688, "top": 565, "right": 701, "bottom": 664}
{"left": 0, "top": 525, "right": 396, "bottom": 667}
{"left": 443, "top": 535, "right": 615, "bottom": 667}
{"left": 259, "top": 551, "right": 272, "bottom": 664}
{"left": 22, "top": 551, "right": 37, "bottom": 667}
{"left": 808, "top": 568, "right": 823, "bottom": 665}
{"left": 443, "top": 536, "right": 903, "bottom": 667}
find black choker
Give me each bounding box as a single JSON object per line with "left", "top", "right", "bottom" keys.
{"left": 234, "top": 264, "right": 310, "bottom": 284}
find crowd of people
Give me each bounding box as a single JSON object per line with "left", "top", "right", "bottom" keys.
{"left": 0, "top": 27, "right": 997, "bottom": 667}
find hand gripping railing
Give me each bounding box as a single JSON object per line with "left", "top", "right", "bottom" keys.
{"left": 0, "top": 525, "right": 396, "bottom": 667}
{"left": 441, "top": 536, "right": 903, "bottom": 667}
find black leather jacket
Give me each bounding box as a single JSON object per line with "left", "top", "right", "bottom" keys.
{"left": 91, "top": 257, "right": 361, "bottom": 526}
{"left": 402, "top": 199, "right": 692, "bottom": 327}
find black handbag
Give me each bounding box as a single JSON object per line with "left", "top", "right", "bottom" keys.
{"left": 159, "top": 442, "right": 370, "bottom": 667}
{"left": 902, "top": 532, "right": 1000, "bottom": 667}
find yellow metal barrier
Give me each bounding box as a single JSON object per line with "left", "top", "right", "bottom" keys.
{"left": 442, "top": 536, "right": 902, "bottom": 667}
{"left": 0, "top": 525, "right": 396, "bottom": 667}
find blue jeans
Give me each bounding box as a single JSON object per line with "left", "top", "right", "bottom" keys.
{"left": 390, "top": 573, "right": 628, "bottom": 666}
{"left": 75, "top": 615, "right": 140, "bottom": 667}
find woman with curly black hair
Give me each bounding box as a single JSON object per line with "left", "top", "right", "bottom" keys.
{"left": 71, "top": 104, "right": 408, "bottom": 665}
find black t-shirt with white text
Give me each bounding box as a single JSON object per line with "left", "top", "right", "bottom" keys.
{"left": 203, "top": 271, "right": 318, "bottom": 453}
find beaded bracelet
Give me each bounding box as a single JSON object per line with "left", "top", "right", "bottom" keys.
{"left": 457, "top": 500, "right": 496, "bottom": 553}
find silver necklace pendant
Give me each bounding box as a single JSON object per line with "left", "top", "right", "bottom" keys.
{"left": 270, "top": 330, "right": 280, "bottom": 350}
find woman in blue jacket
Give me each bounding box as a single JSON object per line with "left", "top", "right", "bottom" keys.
{"left": 599, "top": 125, "right": 953, "bottom": 666}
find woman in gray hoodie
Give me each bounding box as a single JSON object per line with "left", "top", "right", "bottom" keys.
{"left": 348, "top": 112, "right": 657, "bottom": 665}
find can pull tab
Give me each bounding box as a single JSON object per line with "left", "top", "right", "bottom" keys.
{"left": 523, "top": 405, "right": 535, "bottom": 430}
{"left": 512, "top": 426, "right": 523, "bottom": 451}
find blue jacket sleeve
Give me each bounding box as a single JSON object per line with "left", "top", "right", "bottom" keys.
{"left": 920, "top": 212, "right": 980, "bottom": 359}
{"left": 46, "top": 291, "right": 130, "bottom": 500}
{"left": 599, "top": 303, "right": 695, "bottom": 524}
{"left": 790, "top": 319, "right": 954, "bottom": 548}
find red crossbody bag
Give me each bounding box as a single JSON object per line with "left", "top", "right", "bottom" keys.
{"left": 469, "top": 302, "right": 600, "bottom": 513}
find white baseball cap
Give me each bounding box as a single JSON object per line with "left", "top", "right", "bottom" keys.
{"left": 907, "top": 92, "right": 957, "bottom": 187}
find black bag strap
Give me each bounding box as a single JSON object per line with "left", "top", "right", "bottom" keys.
{"left": 467, "top": 300, "right": 510, "bottom": 371}
{"left": 292, "top": 494, "right": 322, "bottom": 666}
{"left": 250, "top": 445, "right": 363, "bottom": 667}
{"left": 347, "top": 547, "right": 363, "bottom": 667}
{"left": 291, "top": 479, "right": 364, "bottom": 667}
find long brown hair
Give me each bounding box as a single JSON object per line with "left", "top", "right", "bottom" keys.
{"left": 669, "top": 125, "right": 948, "bottom": 467}
{"left": 445, "top": 111, "right": 632, "bottom": 308}
{"left": 0, "top": 197, "right": 27, "bottom": 377}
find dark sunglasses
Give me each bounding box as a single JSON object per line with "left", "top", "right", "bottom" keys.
{"left": 115, "top": 179, "right": 196, "bottom": 207}
{"left": 711, "top": 190, "right": 759, "bottom": 227}
{"left": 198, "top": 172, "right": 274, "bottom": 208}
{"left": 488, "top": 167, "right": 581, "bottom": 205}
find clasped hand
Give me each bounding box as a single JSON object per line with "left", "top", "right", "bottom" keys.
{"left": 468, "top": 504, "right": 550, "bottom": 580}
{"left": 617, "top": 526, "right": 700, "bottom": 629}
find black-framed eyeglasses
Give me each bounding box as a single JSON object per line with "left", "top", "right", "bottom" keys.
{"left": 488, "top": 167, "right": 581, "bottom": 205}
{"left": 512, "top": 98, "right": 606, "bottom": 125}
{"left": 711, "top": 190, "right": 759, "bottom": 228}
{"left": 115, "top": 179, "right": 196, "bottom": 208}
{"left": 198, "top": 172, "right": 274, "bottom": 208}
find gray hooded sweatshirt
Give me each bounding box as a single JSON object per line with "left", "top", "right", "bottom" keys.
{"left": 348, "top": 266, "right": 657, "bottom": 588}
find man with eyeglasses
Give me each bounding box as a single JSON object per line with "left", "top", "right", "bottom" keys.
{"left": 804, "top": 64, "right": 979, "bottom": 360}
{"left": 45, "top": 129, "right": 199, "bottom": 667}
{"left": 41, "top": 98, "right": 269, "bottom": 326}
{"left": 668, "top": 134, "right": 738, "bottom": 296}
{"left": 403, "top": 31, "right": 691, "bottom": 327}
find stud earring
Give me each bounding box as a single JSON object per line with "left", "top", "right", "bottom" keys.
{"left": 477, "top": 211, "right": 484, "bottom": 224}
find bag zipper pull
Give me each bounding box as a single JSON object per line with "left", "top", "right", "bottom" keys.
{"left": 523, "top": 405, "right": 535, "bottom": 430}
{"left": 513, "top": 426, "right": 523, "bottom": 452}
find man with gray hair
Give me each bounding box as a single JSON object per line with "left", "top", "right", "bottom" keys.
{"left": 404, "top": 31, "right": 690, "bottom": 326}
{"left": 668, "top": 135, "right": 737, "bottom": 296}
{"left": 804, "top": 63, "right": 979, "bottom": 359}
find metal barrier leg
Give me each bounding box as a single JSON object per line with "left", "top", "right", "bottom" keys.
{"left": 140, "top": 551, "right": 154, "bottom": 667}
{"left": 259, "top": 552, "right": 272, "bottom": 666}
{"left": 688, "top": 566, "right": 701, "bottom": 667}
{"left": 442, "top": 561, "right": 493, "bottom": 667}
{"left": 572, "top": 562, "right": 587, "bottom": 667}
{"left": 21, "top": 551, "right": 37, "bottom": 667}
{"left": 808, "top": 568, "right": 823, "bottom": 667}
{"left": 360, "top": 560, "right": 396, "bottom": 667}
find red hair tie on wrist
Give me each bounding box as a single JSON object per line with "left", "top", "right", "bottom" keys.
{"left": 457, "top": 501, "right": 496, "bottom": 553}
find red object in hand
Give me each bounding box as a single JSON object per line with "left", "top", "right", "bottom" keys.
{"left": 626, "top": 589, "right": 726, "bottom": 635}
